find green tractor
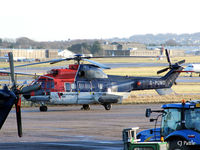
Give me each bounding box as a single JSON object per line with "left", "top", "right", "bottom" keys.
{"left": 122, "top": 127, "right": 168, "bottom": 150}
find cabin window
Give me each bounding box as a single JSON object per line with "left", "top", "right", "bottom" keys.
{"left": 71, "top": 83, "right": 76, "bottom": 92}
{"left": 78, "top": 82, "right": 91, "bottom": 92}
{"left": 98, "top": 83, "right": 103, "bottom": 90}
{"left": 85, "top": 82, "right": 91, "bottom": 89}
{"left": 65, "top": 83, "right": 71, "bottom": 92}
{"left": 91, "top": 81, "right": 98, "bottom": 92}
{"left": 78, "top": 82, "right": 85, "bottom": 90}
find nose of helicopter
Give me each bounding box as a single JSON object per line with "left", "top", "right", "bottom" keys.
{"left": 23, "top": 89, "right": 45, "bottom": 100}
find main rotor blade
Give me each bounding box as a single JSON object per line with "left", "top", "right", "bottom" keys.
{"left": 8, "top": 52, "right": 15, "bottom": 87}
{"left": 3, "top": 58, "right": 69, "bottom": 70}
{"left": 15, "top": 101, "right": 22, "bottom": 137}
{"left": 165, "top": 49, "right": 171, "bottom": 67}
{"left": 84, "top": 59, "right": 111, "bottom": 69}
{"left": 157, "top": 67, "right": 169, "bottom": 74}
{"left": 50, "top": 58, "right": 73, "bottom": 64}
{"left": 0, "top": 71, "right": 38, "bottom": 77}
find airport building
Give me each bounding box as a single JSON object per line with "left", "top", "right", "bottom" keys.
{"left": 0, "top": 43, "right": 185, "bottom": 61}
{"left": 0, "top": 49, "right": 74, "bottom": 61}
{"left": 102, "top": 42, "right": 185, "bottom": 57}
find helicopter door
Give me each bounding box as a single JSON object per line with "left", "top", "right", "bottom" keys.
{"left": 56, "top": 82, "right": 78, "bottom": 104}
{"left": 77, "top": 81, "right": 93, "bottom": 104}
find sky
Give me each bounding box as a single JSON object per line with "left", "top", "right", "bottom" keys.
{"left": 0, "top": 0, "right": 200, "bottom": 41}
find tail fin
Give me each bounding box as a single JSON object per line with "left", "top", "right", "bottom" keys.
{"left": 161, "top": 66, "right": 183, "bottom": 88}
{"left": 157, "top": 49, "right": 185, "bottom": 87}
{"left": 155, "top": 66, "right": 183, "bottom": 95}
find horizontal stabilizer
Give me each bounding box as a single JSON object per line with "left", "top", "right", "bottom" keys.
{"left": 155, "top": 88, "right": 175, "bottom": 95}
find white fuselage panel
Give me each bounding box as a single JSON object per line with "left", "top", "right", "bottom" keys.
{"left": 48, "top": 91, "right": 130, "bottom": 105}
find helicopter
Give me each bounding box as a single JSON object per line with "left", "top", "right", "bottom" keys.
{"left": 0, "top": 52, "right": 40, "bottom": 137}
{"left": 2, "top": 49, "right": 185, "bottom": 112}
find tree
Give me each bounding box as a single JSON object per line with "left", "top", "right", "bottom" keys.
{"left": 165, "top": 39, "right": 178, "bottom": 46}
{"left": 90, "top": 41, "right": 102, "bottom": 55}
{"left": 68, "top": 42, "right": 91, "bottom": 54}
{"left": 81, "top": 42, "right": 91, "bottom": 54}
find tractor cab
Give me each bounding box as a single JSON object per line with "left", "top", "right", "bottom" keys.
{"left": 138, "top": 100, "right": 200, "bottom": 149}
{"left": 161, "top": 100, "right": 200, "bottom": 137}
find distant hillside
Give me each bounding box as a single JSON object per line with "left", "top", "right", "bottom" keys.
{"left": 1, "top": 33, "right": 200, "bottom": 50}
{"left": 0, "top": 37, "right": 99, "bottom": 49}
{"left": 0, "top": 37, "right": 103, "bottom": 55}
{"left": 109, "top": 32, "right": 200, "bottom": 45}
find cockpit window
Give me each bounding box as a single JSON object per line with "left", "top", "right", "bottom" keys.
{"left": 39, "top": 79, "right": 46, "bottom": 88}
{"left": 86, "top": 69, "right": 108, "bottom": 79}
{"left": 79, "top": 65, "right": 108, "bottom": 79}
{"left": 38, "top": 78, "right": 54, "bottom": 89}
{"left": 188, "top": 65, "right": 193, "bottom": 68}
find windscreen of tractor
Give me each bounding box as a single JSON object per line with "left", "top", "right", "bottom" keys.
{"left": 185, "top": 108, "right": 200, "bottom": 132}
{"left": 161, "top": 108, "right": 181, "bottom": 137}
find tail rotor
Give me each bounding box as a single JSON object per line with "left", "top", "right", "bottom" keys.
{"left": 157, "top": 49, "right": 185, "bottom": 74}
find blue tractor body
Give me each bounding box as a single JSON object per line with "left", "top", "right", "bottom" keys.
{"left": 137, "top": 100, "right": 200, "bottom": 149}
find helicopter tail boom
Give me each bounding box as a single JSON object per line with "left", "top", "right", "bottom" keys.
{"left": 160, "top": 66, "right": 183, "bottom": 87}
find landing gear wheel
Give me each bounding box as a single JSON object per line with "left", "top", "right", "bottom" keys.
{"left": 40, "top": 106, "right": 48, "bottom": 112}
{"left": 104, "top": 103, "right": 112, "bottom": 110}
{"left": 81, "top": 104, "right": 90, "bottom": 110}
{"left": 168, "top": 139, "right": 189, "bottom": 150}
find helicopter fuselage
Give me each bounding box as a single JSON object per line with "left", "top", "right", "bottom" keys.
{"left": 23, "top": 63, "right": 182, "bottom": 111}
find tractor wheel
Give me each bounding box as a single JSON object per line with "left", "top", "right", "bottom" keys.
{"left": 168, "top": 139, "right": 190, "bottom": 150}
{"left": 81, "top": 104, "right": 90, "bottom": 110}
{"left": 40, "top": 106, "right": 48, "bottom": 112}
{"left": 104, "top": 103, "right": 112, "bottom": 110}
